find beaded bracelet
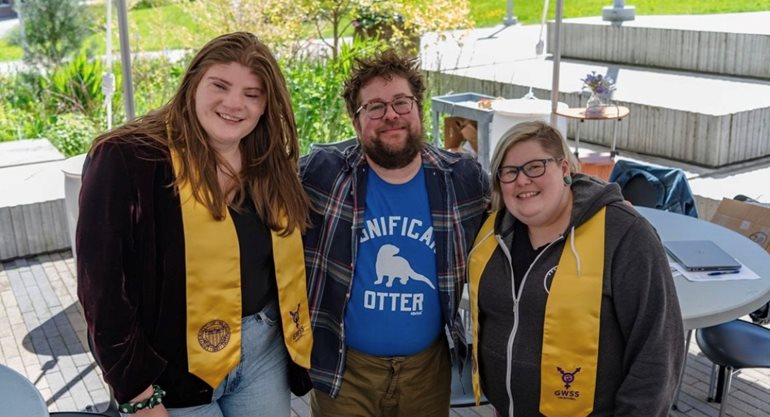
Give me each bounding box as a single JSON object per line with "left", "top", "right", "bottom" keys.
{"left": 119, "top": 385, "right": 166, "bottom": 414}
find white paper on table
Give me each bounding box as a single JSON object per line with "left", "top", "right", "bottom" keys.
{"left": 669, "top": 261, "right": 760, "bottom": 282}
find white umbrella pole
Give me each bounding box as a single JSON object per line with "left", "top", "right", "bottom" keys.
{"left": 103, "top": 0, "right": 115, "bottom": 130}
{"left": 549, "top": 0, "right": 564, "bottom": 126}
{"left": 116, "top": 0, "right": 135, "bottom": 120}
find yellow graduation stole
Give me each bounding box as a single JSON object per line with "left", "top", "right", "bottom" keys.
{"left": 171, "top": 150, "right": 314, "bottom": 388}
{"left": 171, "top": 150, "right": 242, "bottom": 389}
{"left": 468, "top": 208, "right": 606, "bottom": 417}
{"left": 273, "top": 226, "right": 313, "bottom": 369}
{"left": 539, "top": 207, "right": 604, "bottom": 417}
{"left": 468, "top": 211, "right": 500, "bottom": 406}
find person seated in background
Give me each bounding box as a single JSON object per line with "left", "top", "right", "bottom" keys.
{"left": 467, "top": 120, "right": 684, "bottom": 417}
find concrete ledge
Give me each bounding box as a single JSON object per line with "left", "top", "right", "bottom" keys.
{"left": 1, "top": 140, "right": 70, "bottom": 261}
{"left": 548, "top": 13, "right": 770, "bottom": 80}
{"left": 0, "top": 200, "right": 69, "bottom": 260}
{"left": 425, "top": 58, "right": 770, "bottom": 167}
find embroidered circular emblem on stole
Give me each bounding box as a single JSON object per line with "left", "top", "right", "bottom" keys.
{"left": 198, "top": 320, "right": 231, "bottom": 352}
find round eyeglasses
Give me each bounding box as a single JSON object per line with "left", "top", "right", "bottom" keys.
{"left": 496, "top": 158, "right": 560, "bottom": 183}
{"left": 355, "top": 96, "right": 416, "bottom": 120}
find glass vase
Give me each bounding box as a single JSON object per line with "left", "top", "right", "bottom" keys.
{"left": 586, "top": 91, "right": 603, "bottom": 115}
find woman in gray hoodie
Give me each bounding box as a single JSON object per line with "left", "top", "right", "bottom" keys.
{"left": 467, "top": 121, "right": 684, "bottom": 417}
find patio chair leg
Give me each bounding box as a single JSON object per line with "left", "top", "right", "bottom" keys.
{"left": 718, "top": 366, "right": 734, "bottom": 417}
{"left": 715, "top": 365, "right": 726, "bottom": 402}
{"left": 707, "top": 363, "right": 718, "bottom": 402}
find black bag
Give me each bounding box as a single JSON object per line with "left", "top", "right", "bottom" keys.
{"left": 288, "top": 360, "right": 312, "bottom": 396}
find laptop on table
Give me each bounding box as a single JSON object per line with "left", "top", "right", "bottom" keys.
{"left": 664, "top": 240, "right": 742, "bottom": 272}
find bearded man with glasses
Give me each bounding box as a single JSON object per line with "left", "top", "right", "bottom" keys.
{"left": 300, "top": 50, "right": 490, "bottom": 416}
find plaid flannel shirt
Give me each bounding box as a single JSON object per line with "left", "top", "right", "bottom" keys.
{"left": 300, "top": 142, "right": 490, "bottom": 397}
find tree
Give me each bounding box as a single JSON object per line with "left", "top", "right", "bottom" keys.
{"left": 302, "top": 0, "right": 473, "bottom": 61}
{"left": 183, "top": 0, "right": 306, "bottom": 57}
{"left": 301, "top": 0, "right": 354, "bottom": 61}
{"left": 19, "top": 0, "right": 94, "bottom": 69}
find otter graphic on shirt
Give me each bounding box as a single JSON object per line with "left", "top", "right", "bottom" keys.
{"left": 357, "top": 219, "right": 437, "bottom": 316}
{"left": 344, "top": 167, "right": 443, "bottom": 356}
{"left": 375, "top": 244, "right": 435, "bottom": 290}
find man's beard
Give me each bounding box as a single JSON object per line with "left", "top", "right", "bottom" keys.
{"left": 362, "top": 124, "right": 424, "bottom": 169}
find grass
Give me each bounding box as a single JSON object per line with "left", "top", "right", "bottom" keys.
{"left": 82, "top": 3, "right": 197, "bottom": 54}
{"left": 0, "top": 38, "right": 22, "bottom": 61}
{"left": 1, "top": 0, "right": 770, "bottom": 61}
{"left": 471, "top": 0, "right": 770, "bottom": 26}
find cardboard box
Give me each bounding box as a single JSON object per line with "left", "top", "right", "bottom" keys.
{"left": 711, "top": 198, "right": 770, "bottom": 253}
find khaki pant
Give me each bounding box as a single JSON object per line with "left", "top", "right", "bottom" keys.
{"left": 310, "top": 337, "right": 451, "bottom": 417}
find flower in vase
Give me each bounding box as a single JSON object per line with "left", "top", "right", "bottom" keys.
{"left": 581, "top": 71, "right": 616, "bottom": 95}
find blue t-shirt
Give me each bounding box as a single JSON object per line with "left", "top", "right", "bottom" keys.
{"left": 344, "top": 167, "right": 442, "bottom": 356}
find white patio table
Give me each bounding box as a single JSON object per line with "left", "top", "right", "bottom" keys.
{"left": 0, "top": 364, "right": 48, "bottom": 417}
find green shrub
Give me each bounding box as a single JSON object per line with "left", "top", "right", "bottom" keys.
{"left": 130, "top": 0, "right": 179, "bottom": 10}
{"left": 130, "top": 54, "right": 190, "bottom": 116}
{"left": 284, "top": 40, "right": 385, "bottom": 153}
{"left": 0, "top": 70, "right": 44, "bottom": 112}
{"left": 44, "top": 113, "right": 99, "bottom": 157}
{"left": 41, "top": 52, "right": 106, "bottom": 115}
{"left": 19, "top": 0, "right": 95, "bottom": 69}
{"left": 0, "top": 106, "right": 50, "bottom": 142}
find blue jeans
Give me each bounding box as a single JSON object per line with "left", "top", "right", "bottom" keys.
{"left": 167, "top": 302, "right": 290, "bottom": 417}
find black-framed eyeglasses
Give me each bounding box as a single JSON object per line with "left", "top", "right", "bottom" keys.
{"left": 496, "top": 158, "right": 560, "bottom": 183}
{"left": 355, "top": 96, "right": 416, "bottom": 120}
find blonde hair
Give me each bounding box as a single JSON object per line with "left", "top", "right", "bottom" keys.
{"left": 489, "top": 121, "right": 577, "bottom": 211}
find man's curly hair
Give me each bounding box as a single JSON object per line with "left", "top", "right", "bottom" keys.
{"left": 342, "top": 49, "right": 425, "bottom": 120}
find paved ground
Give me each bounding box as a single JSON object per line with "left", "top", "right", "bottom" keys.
{"left": 0, "top": 252, "right": 496, "bottom": 416}
{"left": 2, "top": 251, "right": 770, "bottom": 416}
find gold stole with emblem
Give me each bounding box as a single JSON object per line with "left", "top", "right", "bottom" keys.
{"left": 273, "top": 224, "right": 313, "bottom": 369}
{"left": 469, "top": 208, "right": 606, "bottom": 416}
{"left": 539, "top": 207, "right": 604, "bottom": 417}
{"left": 170, "top": 149, "right": 314, "bottom": 388}
{"left": 171, "top": 149, "right": 242, "bottom": 388}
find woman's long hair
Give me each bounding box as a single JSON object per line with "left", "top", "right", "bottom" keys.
{"left": 90, "top": 32, "right": 307, "bottom": 234}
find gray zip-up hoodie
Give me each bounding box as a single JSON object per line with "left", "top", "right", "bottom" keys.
{"left": 474, "top": 174, "right": 684, "bottom": 417}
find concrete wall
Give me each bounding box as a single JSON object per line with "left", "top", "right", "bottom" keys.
{"left": 426, "top": 71, "right": 770, "bottom": 167}
{"left": 547, "top": 22, "right": 770, "bottom": 80}
{"left": 0, "top": 200, "right": 70, "bottom": 261}
{"left": 0, "top": 140, "right": 70, "bottom": 261}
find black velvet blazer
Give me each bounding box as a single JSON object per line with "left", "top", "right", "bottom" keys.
{"left": 77, "top": 138, "right": 217, "bottom": 407}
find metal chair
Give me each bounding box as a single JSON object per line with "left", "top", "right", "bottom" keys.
{"left": 693, "top": 193, "right": 770, "bottom": 417}
{"left": 695, "top": 319, "right": 770, "bottom": 417}
{"left": 609, "top": 159, "right": 699, "bottom": 218}
{"left": 618, "top": 174, "right": 657, "bottom": 208}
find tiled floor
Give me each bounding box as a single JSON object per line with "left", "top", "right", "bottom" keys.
{"left": 1, "top": 251, "right": 768, "bottom": 416}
